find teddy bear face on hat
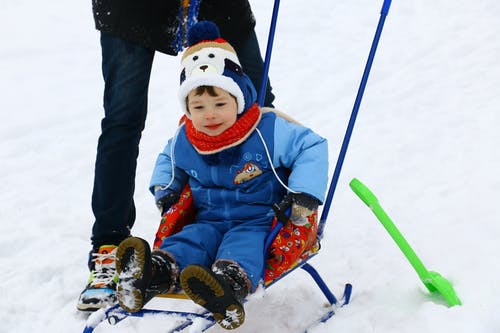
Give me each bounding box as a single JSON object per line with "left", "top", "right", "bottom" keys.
{"left": 178, "top": 21, "right": 257, "bottom": 116}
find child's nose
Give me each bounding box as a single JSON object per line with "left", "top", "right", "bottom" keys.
{"left": 205, "top": 108, "right": 216, "bottom": 119}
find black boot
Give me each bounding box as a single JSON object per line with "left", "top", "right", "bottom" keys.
{"left": 180, "top": 261, "right": 250, "bottom": 330}
{"left": 115, "top": 237, "right": 177, "bottom": 312}
{"left": 212, "top": 260, "right": 249, "bottom": 302}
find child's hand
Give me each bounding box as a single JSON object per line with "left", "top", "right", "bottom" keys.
{"left": 154, "top": 187, "right": 180, "bottom": 215}
{"left": 273, "top": 193, "right": 320, "bottom": 226}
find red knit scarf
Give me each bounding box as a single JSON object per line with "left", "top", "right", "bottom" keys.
{"left": 184, "top": 103, "right": 261, "bottom": 154}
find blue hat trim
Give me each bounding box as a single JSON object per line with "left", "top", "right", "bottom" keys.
{"left": 223, "top": 59, "right": 257, "bottom": 111}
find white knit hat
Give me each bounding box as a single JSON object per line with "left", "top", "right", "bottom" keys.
{"left": 178, "top": 21, "right": 257, "bottom": 116}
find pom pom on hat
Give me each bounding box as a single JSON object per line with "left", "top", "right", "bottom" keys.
{"left": 187, "top": 21, "right": 221, "bottom": 46}
{"left": 179, "top": 21, "right": 257, "bottom": 116}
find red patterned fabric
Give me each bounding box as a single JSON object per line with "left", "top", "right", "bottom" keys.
{"left": 152, "top": 184, "right": 319, "bottom": 285}
{"left": 153, "top": 185, "right": 196, "bottom": 249}
{"left": 264, "top": 211, "right": 319, "bottom": 285}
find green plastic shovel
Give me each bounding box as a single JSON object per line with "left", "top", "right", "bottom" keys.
{"left": 349, "top": 178, "right": 461, "bottom": 307}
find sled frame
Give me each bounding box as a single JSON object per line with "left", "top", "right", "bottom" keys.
{"left": 82, "top": 237, "right": 352, "bottom": 333}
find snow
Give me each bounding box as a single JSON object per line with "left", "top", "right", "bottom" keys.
{"left": 1, "top": 0, "right": 499, "bottom": 332}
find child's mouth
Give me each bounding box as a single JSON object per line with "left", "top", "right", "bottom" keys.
{"left": 205, "top": 124, "right": 222, "bottom": 130}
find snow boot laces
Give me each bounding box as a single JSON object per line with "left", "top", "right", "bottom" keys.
{"left": 77, "top": 244, "right": 118, "bottom": 311}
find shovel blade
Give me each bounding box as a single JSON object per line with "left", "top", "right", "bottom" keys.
{"left": 423, "top": 271, "right": 462, "bottom": 307}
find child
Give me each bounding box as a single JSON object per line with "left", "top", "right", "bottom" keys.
{"left": 115, "top": 21, "right": 328, "bottom": 330}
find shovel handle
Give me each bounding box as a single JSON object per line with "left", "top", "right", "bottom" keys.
{"left": 349, "top": 179, "right": 431, "bottom": 280}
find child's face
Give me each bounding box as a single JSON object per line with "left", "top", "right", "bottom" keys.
{"left": 187, "top": 87, "right": 238, "bottom": 136}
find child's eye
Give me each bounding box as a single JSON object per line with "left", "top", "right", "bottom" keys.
{"left": 216, "top": 103, "right": 226, "bottom": 107}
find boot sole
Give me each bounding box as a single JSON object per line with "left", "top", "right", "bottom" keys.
{"left": 180, "top": 265, "right": 245, "bottom": 330}
{"left": 115, "top": 237, "right": 151, "bottom": 313}
{"left": 76, "top": 287, "right": 117, "bottom": 312}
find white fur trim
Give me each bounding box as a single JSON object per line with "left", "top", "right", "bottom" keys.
{"left": 179, "top": 75, "right": 245, "bottom": 117}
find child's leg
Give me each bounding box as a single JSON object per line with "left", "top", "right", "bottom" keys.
{"left": 158, "top": 222, "right": 227, "bottom": 270}
{"left": 179, "top": 219, "right": 271, "bottom": 330}
{"left": 215, "top": 220, "right": 271, "bottom": 291}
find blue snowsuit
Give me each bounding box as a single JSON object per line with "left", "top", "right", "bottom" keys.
{"left": 150, "top": 111, "right": 328, "bottom": 289}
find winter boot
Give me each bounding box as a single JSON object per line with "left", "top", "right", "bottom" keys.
{"left": 77, "top": 245, "right": 118, "bottom": 311}
{"left": 180, "top": 261, "right": 250, "bottom": 330}
{"left": 115, "top": 237, "right": 177, "bottom": 312}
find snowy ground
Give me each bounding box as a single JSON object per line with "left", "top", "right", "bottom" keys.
{"left": 1, "top": 0, "right": 500, "bottom": 332}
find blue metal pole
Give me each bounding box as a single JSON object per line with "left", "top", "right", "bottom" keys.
{"left": 318, "top": 0, "right": 393, "bottom": 238}
{"left": 301, "top": 263, "right": 339, "bottom": 305}
{"left": 257, "top": 0, "right": 280, "bottom": 106}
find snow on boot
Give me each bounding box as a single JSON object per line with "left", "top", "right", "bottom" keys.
{"left": 212, "top": 260, "right": 250, "bottom": 302}
{"left": 180, "top": 262, "right": 249, "bottom": 330}
{"left": 115, "top": 237, "right": 176, "bottom": 312}
{"left": 77, "top": 245, "right": 118, "bottom": 311}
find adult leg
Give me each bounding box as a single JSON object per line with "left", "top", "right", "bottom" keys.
{"left": 234, "top": 30, "right": 275, "bottom": 108}
{"left": 91, "top": 32, "right": 155, "bottom": 247}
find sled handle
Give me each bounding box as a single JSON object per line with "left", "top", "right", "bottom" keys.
{"left": 257, "top": 0, "right": 280, "bottom": 106}
{"left": 318, "top": 0, "right": 393, "bottom": 238}
{"left": 381, "top": 0, "right": 392, "bottom": 15}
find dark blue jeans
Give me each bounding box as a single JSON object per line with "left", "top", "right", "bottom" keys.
{"left": 91, "top": 32, "right": 274, "bottom": 247}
